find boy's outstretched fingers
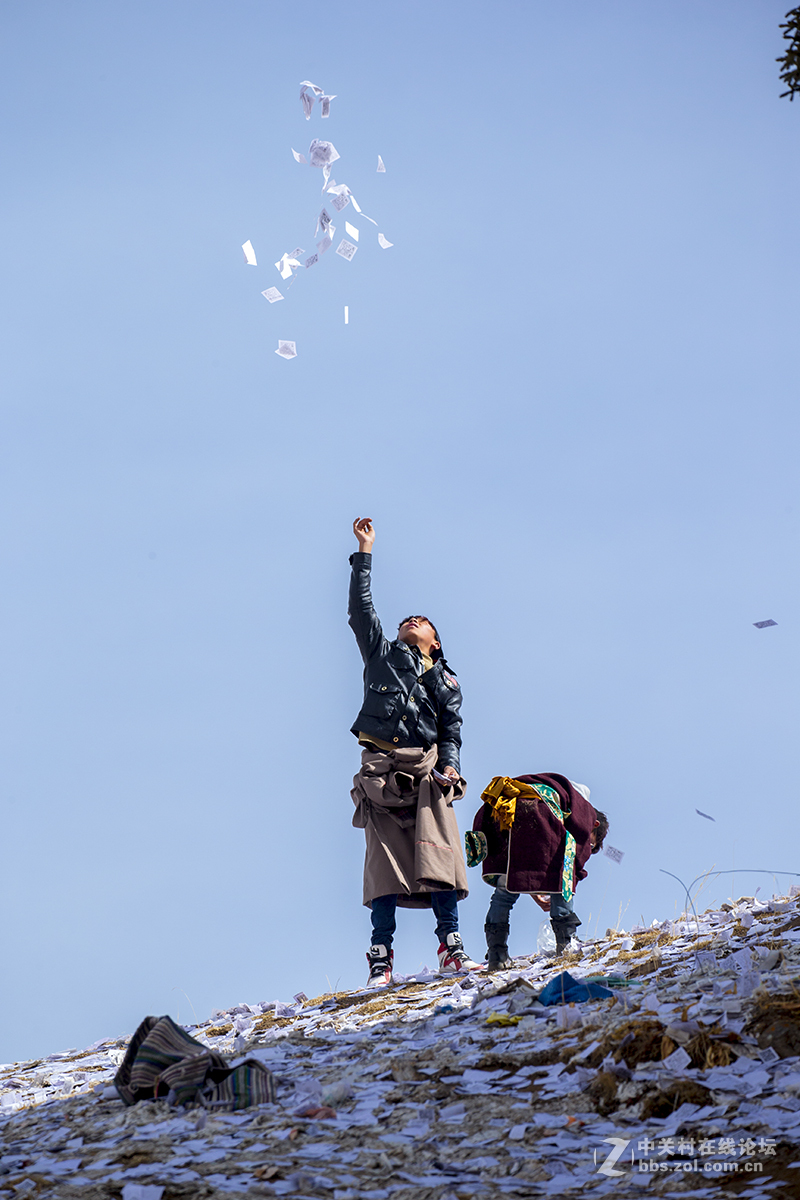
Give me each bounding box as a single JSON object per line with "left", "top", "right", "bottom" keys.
{"left": 353, "top": 517, "right": 376, "bottom": 549}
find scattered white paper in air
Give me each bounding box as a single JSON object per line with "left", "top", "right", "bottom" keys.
{"left": 604, "top": 845, "right": 624, "bottom": 864}
{"left": 344, "top": 305, "right": 349, "bottom": 324}
{"left": 336, "top": 238, "right": 358, "bottom": 261}
{"left": 377, "top": 155, "right": 386, "bottom": 172}
{"left": 291, "top": 148, "right": 307, "bottom": 163}
{"left": 275, "top": 253, "right": 302, "bottom": 280}
{"left": 242, "top": 240, "right": 257, "bottom": 266}
{"left": 316, "top": 208, "right": 333, "bottom": 238}
{"left": 305, "top": 254, "right": 318, "bottom": 269}
{"left": 345, "top": 221, "right": 359, "bottom": 241}
{"left": 753, "top": 619, "right": 777, "bottom": 628}
{"left": 330, "top": 192, "right": 350, "bottom": 212}
{"left": 378, "top": 233, "right": 393, "bottom": 249}
{"left": 261, "top": 287, "right": 284, "bottom": 303}
{"left": 275, "top": 341, "right": 297, "bottom": 359}
{"left": 348, "top": 193, "right": 379, "bottom": 226}
{"left": 696, "top": 808, "right": 715, "bottom": 821}
{"left": 317, "top": 229, "right": 334, "bottom": 255}
{"left": 299, "top": 80, "right": 323, "bottom": 120}
{"left": 319, "top": 94, "right": 336, "bottom": 118}
{"left": 308, "top": 139, "right": 340, "bottom": 170}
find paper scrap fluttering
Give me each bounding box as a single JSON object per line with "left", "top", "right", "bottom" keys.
{"left": 245, "top": 80, "right": 395, "bottom": 357}
{"left": 336, "top": 239, "right": 358, "bottom": 261}
{"left": 696, "top": 808, "right": 715, "bottom": 821}
{"left": 344, "top": 306, "right": 349, "bottom": 324}
{"left": 604, "top": 845, "right": 624, "bottom": 864}
{"left": 275, "top": 252, "right": 301, "bottom": 281}
{"left": 754, "top": 619, "right": 778, "bottom": 629}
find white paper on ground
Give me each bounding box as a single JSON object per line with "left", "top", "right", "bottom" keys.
{"left": 242, "top": 240, "right": 257, "bottom": 266}
{"left": 345, "top": 221, "right": 359, "bottom": 241}
{"left": 275, "top": 341, "right": 297, "bottom": 359}
{"left": 261, "top": 288, "right": 284, "bottom": 303}
{"left": 336, "top": 239, "right": 358, "bottom": 261}
{"left": 291, "top": 148, "right": 307, "bottom": 163}
{"left": 663, "top": 1046, "right": 691, "bottom": 1071}
{"left": 378, "top": 233, "right": 393, "bottom": 248}
{"left": 121, "top": 1186, "right": 165, "bottom": 1200}
{"left": 377, "top": 155, "right": 386, "bottom": 172}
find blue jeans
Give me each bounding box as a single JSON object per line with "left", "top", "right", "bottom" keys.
{"left": 370, "top": 892, "right": 459, "bottom": 949}
{"left": 487, "top": 884, "right": 577, "bottom": 928}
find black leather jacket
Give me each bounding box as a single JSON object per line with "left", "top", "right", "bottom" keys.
{"left": 348, "top": 552, "right": 462, "bottom": 772}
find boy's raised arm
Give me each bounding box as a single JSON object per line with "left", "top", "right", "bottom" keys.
{"left": 348, "top": 517, "right": 385, "bottom": 662}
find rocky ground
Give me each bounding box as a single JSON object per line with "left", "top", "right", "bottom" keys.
{"left": 3, "top": 890, "right": 800, "bottom": 1198}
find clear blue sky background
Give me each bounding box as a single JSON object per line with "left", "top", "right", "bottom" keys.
{"left": 1, "top": 0, "right": 797, "bottom": 1064}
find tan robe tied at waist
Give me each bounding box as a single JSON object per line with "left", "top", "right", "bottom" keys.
{"left": 352, "top": 744, "right": 469, "bottom": 908}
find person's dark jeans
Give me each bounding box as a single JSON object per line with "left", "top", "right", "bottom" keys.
{"left": 486, "top": 884, "right": 578, "bottom": 930}
{"left": 370, "top": 891, "right": 459, "bottom": 949}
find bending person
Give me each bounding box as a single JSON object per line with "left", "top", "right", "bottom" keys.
{"left": 467, "top": 773, "right": 608, "bottom": 968}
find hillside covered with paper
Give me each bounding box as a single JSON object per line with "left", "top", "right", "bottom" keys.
{"left": 2, "top": 888, "right": 800, "bottom": 1197}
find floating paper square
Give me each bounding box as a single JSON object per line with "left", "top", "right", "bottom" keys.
{"left": 345, "top": 221, "right": 359, "bottom": 241}
{"left": 291, "top": 148, "right": 307, "bottom": 163}
{"left": 378, "top": 233, "right": 393, "bottom": 249}
{"left": 604, "top": 845, "right": 624, "bottom": 864}
{"left": 377, "top": 155, "right": 386, "bottom": 172}
{"left": 696, "top": 809, "right": 715, "bottom": 821}
{"left": 308, "top": 139, "right": 340, "bottom": 169}
{"left": 275, "top": 341, "right": 297, "bottom": 359}
{"left": 336, "top": 238, "right": 358, "bottom": 261}
{"left": 319, "top": 94, "right": 336, "bottom": 118}
{"left": 316, "top": 208, "right": 333, "bottom": 237}
{"left": 305, "top": 254, "right": 318, "bottom": 269}
{"left": 753, "top": 619, "right": 777, "bottom": 628}
{"left": 344, "top": 305, "right": 349, "bottom": 324}
{"left": 331, "top": 192, "right": 350, "bottom": 212}
{"left": 261, "top": 287, "right": 283, "bottom": 303}
{"left": 242, "top": 240, "right": 257, "bottom": 266}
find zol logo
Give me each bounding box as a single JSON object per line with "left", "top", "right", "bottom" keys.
{"left": 595, "top": 1137, "right": 631, "bottom": 1177}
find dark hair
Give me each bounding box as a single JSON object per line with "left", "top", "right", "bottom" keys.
{"left": 591, "top": 810, "right": 609, "bottom": 854}
{"left": 398, "top": 615, "right": 440, "bottom": 645}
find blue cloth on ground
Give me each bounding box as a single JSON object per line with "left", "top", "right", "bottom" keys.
{"left": 537, "top": 971, "right": 614, "bottom": 1006}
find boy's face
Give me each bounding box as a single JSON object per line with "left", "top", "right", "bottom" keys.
{"left": 398, "top": 616, "right": 440, "bottom": 656}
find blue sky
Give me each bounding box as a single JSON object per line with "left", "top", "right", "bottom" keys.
{"left": 1, "top": 0, "right": 798, "bottom": 1064}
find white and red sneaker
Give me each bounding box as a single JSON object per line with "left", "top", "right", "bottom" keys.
{"left": 366, "top": 944, "right": 394, "bottom": 988}
{"left": 437, "top": 932, "right": 481, "bottom": 973}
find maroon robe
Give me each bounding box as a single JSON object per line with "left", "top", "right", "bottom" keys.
{"left": 472, "top": 772, "right": 597, "bottom": 894}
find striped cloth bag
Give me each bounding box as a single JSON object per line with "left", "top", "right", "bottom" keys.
{"left": 114, "top": 1014, "right": 275, "bottom": 1110}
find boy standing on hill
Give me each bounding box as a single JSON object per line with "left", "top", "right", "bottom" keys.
{"left": 348, "top": 517, "right": 479, "bottom": 987}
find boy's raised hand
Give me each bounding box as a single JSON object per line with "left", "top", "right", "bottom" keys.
{"left": 353, "top": 517, "right": 375, "bottom": 552}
